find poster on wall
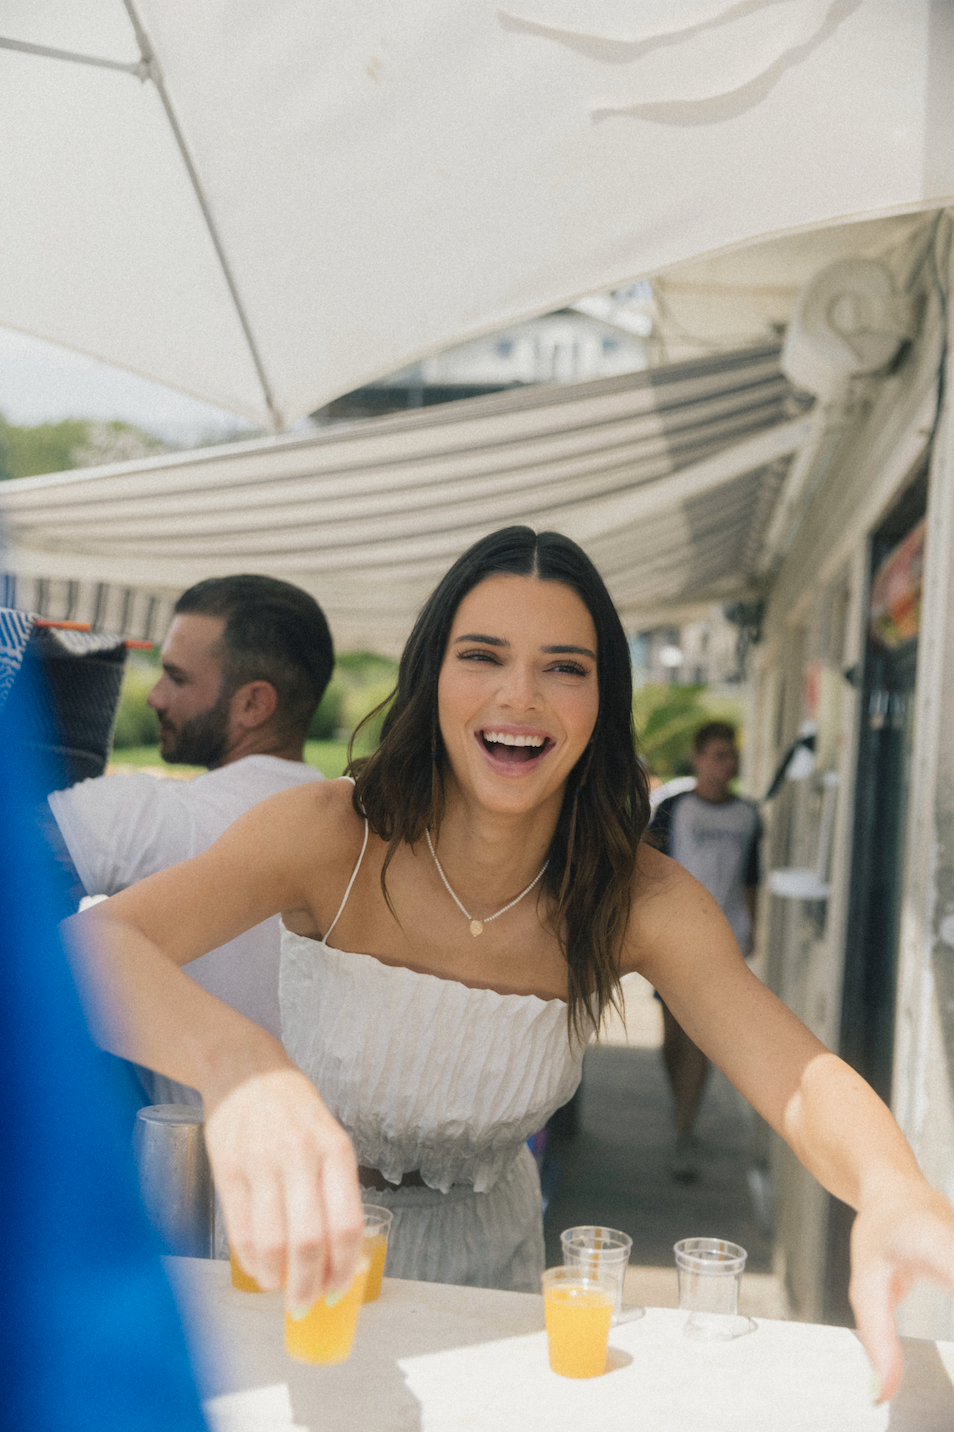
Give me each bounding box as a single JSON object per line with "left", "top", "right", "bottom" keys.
{"left": 869, "top": 518, "right": 925, "bottom": 649}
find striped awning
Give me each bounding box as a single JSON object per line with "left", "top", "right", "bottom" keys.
{"left": 0, "top": 343, "right": 809, "bottom": 651}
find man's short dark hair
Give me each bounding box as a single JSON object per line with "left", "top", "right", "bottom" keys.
{"left": 693, "top": 720, "right": 737, "bottom": 754}
{"left": 174, "top": 575, "right": 334, "bottom": 738}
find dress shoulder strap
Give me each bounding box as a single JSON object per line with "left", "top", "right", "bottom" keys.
{"left": 323, "top": 815, "right": 370, "bottom": 943}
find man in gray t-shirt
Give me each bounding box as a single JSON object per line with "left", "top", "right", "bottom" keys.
{"left": 649, "top": 722, "right": 761, "bottom": 1181}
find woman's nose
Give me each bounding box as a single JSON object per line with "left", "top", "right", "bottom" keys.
{"left": 497, "top": 662, "right": 541, "bottom": 710}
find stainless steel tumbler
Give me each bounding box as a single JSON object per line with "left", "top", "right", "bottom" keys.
{"left": 133, "top": 1104, "right": 215, "bottom": 1258}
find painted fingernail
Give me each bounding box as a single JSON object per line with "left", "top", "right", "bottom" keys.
{"left": 871, "top": 1371, "right": 881, "bottom": 1405}
{"left": 288, "top": 1303, "right": 312, "bottom": 1321}
{"left": 324, "top": 1289, "right": 344, "bottom": 1307}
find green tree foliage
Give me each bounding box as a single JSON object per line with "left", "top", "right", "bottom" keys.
{"left": 633, "top": 683, "right": 710, "bottom": 776}
{"left": 308, "top": 652, "right": 397, "bottom": 749}
{"left": 111, "top": 659, "right": 161, "bottom": 749}
{"left": 307, "top": 676, "right": 346, "bottom": 740}
{"left": 632, "top": 683, "right": 746, "bottom": 777}
{"left": 0, "top": 413, "right": 165, "bottom": 481}
{"left": 345, "top": 675, "right": 397, "bottom": 754}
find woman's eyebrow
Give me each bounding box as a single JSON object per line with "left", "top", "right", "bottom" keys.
{"left": 543, "top": 644, "right": 597, "bottom": 659}
{"left": 453, "top": 632, "right": 508, "bottom": 646}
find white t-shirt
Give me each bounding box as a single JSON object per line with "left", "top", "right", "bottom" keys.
{"left": 49, "top": 755, "right": 323, "bottom": 1102}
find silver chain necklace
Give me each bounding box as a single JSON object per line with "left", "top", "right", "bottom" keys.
{"left": 425, "top": 828, "right": 548, "bottom": 937}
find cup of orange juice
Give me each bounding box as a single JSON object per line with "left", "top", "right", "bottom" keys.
{"left": 361, "top": 1203, "right": 393, "bottom": 1302}
{"left": 542, "top": 1266, "right": 616, "bottom": 1378}
{"left": 229, "top": 1247, "right": 265, "bottom": 1293}
{"left": 284, "top": 1255, "right": 370, "bottom": 1365}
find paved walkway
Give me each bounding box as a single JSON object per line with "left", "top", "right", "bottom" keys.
{"left": 541, "top": 976, "right": 789, "bottom": 1319}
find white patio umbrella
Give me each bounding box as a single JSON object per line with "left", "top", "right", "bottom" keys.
{"left": 1, "top": 1, "right": 950, "bottom": 431}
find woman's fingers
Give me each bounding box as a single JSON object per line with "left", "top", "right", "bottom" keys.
{"left": 205, "top": 1066, "right": 362, "bottom": 1309}
{"left": 282, "top": 1154, "right": 330, "bottom": 1313}
{"left": 281, "top": 1121, "right": 363, "bottom": 1311}
{"left": 848, "top": 1258, "right": 906, "bottom": 1404}
{"left": 247, "top": 1166, "right": 290, "bottom": 1293}
{"left": 314, "top": 1124, "right": 365, "bottom": 1296}
{"left": 849, "top": 1185, "right": 954, "bottom": 1403}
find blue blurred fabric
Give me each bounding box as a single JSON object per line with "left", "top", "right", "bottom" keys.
{"left": 0, "top": 659, "right": 206, "bottom": 1428}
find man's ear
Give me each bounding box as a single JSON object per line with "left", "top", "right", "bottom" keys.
{"left": 230, "top": 680, "right": 279, "bottom": 731}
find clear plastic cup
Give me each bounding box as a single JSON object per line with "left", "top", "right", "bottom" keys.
{"left": 284, "top": 1255, "right": 371, "bottom": 1365}
{"left": 542, "top": 1266, "right": 616, "bottom": 1378}
{"left": 361, "top": 1203, "right": 393, "bottom": 1302}
{"left": 674, "top": 1237, "right": 747, "bottom": 1340}
{"left": 560, "top": 1225, "right": 633, "bottom": 1323}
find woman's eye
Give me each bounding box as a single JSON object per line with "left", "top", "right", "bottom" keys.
{"left": 458, "top": 649, "right": 498, "bottom": 663}
{"left": 550, "top": 661, "right": 587, "bottom": 676}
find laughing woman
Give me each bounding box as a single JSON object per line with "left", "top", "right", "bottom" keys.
{"left": 70, "top": 527, "right": 954, "bottom": 1401}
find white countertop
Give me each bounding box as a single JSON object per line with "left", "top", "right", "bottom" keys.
{"left": 166, "top": 1257, "right": 954, "bottom": 1432}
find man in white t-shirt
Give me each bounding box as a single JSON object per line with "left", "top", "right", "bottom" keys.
{"left": 649, "top": 722, "right": 761, "bottom": 1181}
{"left": 47, "top": 574, "right": 334, "bottom": 1105}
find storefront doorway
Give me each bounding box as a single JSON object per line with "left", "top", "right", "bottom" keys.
{"left": 824, "top": 470, "right": 927, "bottom": 1325}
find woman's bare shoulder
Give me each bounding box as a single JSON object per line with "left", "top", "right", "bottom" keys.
{"left": 217, "top": 777, "right": 366, "bottom": 871}
{"left": 633, "top": 840, "right": 695, "bottom": 898}
{"left": 269, "top": 775, "right": 360, "bottom": 818}
{"left": 620, "top": 840, "right": 727, "bottom": 978}
{"left": 257, "top": 776, "right": 364, "bottom": 846}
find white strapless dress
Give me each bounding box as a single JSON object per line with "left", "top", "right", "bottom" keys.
{"left": 279, "top": 927, "right": 585, "bottom": 1292}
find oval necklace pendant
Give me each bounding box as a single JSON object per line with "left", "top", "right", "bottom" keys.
{"left": 469, "top": 919, "right": 484, "bottom": 937}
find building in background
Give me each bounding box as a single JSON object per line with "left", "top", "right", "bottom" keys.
{"left": 312, "top": 293, "right": 653, "bottom": 423}
{"left": 746, "top": 215, "right": 953, "bottom": 1341}
{"left": 630, "top": 609, "right": 744, "bottom": 688}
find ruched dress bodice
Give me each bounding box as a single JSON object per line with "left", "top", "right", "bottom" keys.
{"left": 279, "top": 925, "right": 586, "bottom": 1291}
{"left": 280, "top": 929, "right": 584, "bottom": 1191}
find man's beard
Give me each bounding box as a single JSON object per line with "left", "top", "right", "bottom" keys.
{"left": 160, "top": 684, "right": 233, "bottom": 767}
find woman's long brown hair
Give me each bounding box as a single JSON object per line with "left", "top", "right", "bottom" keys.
{"left": 348, "top": 527, "right": 651, "bottom": 1039}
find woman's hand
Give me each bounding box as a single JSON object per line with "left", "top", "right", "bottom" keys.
{"left": 204, "top": 1068, "right": 365, "bottom": 1314}
{"left": 849, "top": 1177, "right": 954, "bottom": 1403}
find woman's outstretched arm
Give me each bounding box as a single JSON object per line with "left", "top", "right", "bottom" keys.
{"left": 62, "top": 779, "right": 366, "bottom": 1313}
{"left": 626, "top": 844, "right": 954, "bottom": 1403}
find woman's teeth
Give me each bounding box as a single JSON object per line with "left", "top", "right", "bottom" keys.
{"left": 480, "top": 731, "right": 547, "bottom": 763}
{"left": 482, "top": 731, "right": 544, "bottom": 748}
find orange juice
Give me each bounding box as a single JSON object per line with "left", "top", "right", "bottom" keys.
{"left": 362, "top": 1233, "right": 388, "bottom": 1302}
{"left": 543, "top": 1281, "right": 613, "bottom": 1378}
{"left": 284, "top": 1256, "right": 370, "bottom": 1365}
{"left": 360, "top": 1202, "right": 393, "bottom": 1303}
{"left": 230, "top": 1248, "right": 265, "bottom": 1293}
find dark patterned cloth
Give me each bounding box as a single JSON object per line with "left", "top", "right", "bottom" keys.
{"left": 0, "top": 606, "right": 34, "bottom": 710}
{"left": 0, "top": 608, "right": 128, "bottom": 794}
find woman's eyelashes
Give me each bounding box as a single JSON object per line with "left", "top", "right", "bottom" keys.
{"left": 455, "top": 648, "right": 591, "bottom": 678}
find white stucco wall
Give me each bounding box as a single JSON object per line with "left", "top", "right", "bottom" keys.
{"left": 752, "top": 217, "right": 954, "bottom": 1337}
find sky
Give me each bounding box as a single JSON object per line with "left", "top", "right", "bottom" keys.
{"left": 0, "top": 326, "right": 258, "bottom": 447}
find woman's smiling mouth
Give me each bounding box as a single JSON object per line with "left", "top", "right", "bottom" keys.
{"left": 477, "top": 729, "right": 554, "bottom": 766}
